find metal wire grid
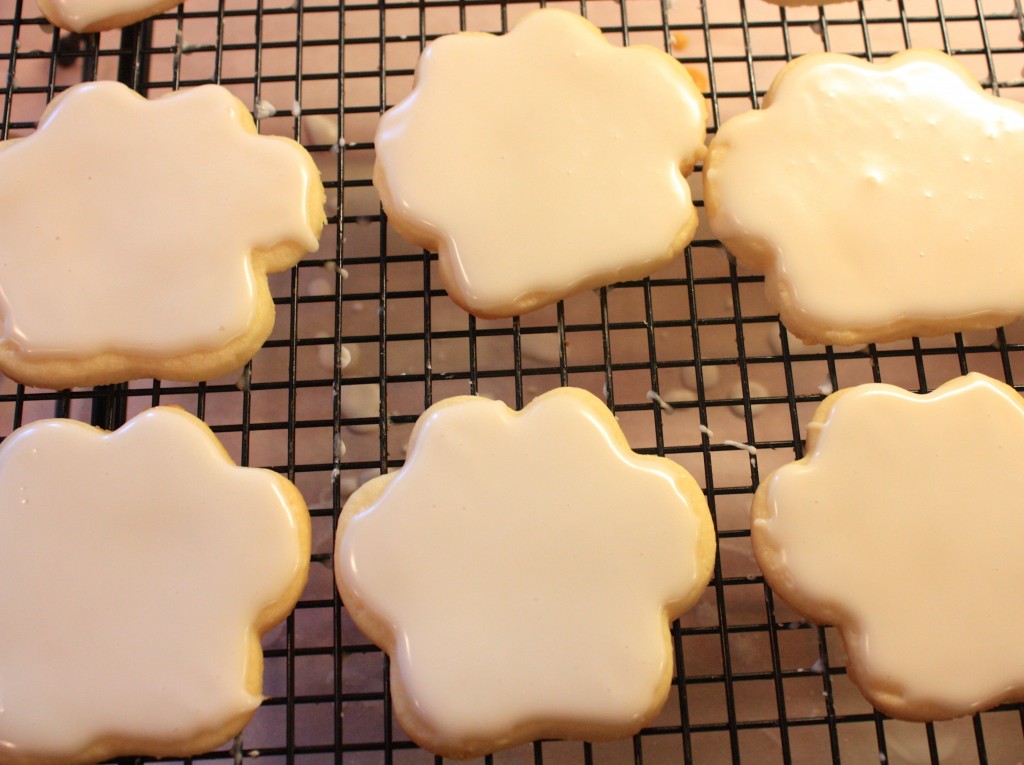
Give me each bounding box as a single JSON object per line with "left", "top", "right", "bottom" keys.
{"left": 1, "top": 0, "right": 1024, "bottom": 763}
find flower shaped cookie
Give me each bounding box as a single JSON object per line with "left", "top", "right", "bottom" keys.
{"left": 335, "top": 388, "right": 716, "bottom": 757}
{"left": 0, "top": 407, "right": 310, "bottom": 765}
{"left": 0, "top": 81, "right": 325, "bottom": 389}
{"left": 374, "top": 8, "right": 707, "bottom": 318}
{"left": 752, "top": 373, "right": 1024, "bottom": 720}
{"left": 37, "top": 0, "right": 184, "bottom": 32}
{"left": 704, "top": 50, "right": 1024, "bottom": 345}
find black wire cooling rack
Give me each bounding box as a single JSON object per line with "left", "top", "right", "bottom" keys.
{"left": 3, "top": 0, "right": 1024, "bottom": 763}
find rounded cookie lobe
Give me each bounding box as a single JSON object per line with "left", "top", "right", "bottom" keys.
{"left": 0, "top": 81, "right": 326, "bottom": 389}
{"left": 752, "top": 373, "right": 1024, "bottom": 720}
{"left": 374, "top": 8, "right": 707, "bottom": 319}
{"left": 704, "top": 50, "right": 1024, "bottom": 346}
{"left": 335, "top": 388, "right": 716, "bottom": 757}
{"left": 0, "top": 406, "right": 311, "bottom": 765}
{"left": 35, "top": 0, "right": 185, "bottom": 33}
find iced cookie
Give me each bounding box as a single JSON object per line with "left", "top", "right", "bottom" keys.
{"left": 374, "top": 9, "right": 707, "bottom": 319}
{"left": 704, "top": 50, "right": 1024, "bottom": 346}
{"left": 0, "top": 406, "right": 310, "bottom": 764}
{"left": 335, "top": 388, "right": 716, "bottom": 757}
{"left": 752, "top": 373, "right": 1024, "bottom": 720}
{"left": 0, "top": 81, "right": 325, "bottom": 389}
{"left": 36, "top": 0, "right": 184, "bottom": 32}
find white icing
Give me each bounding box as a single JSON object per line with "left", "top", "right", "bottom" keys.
{"left": 646, "top": 389, "right": 674, "bottom": 413}
{"left": 0, "top": 407, "right": 307, "bottom": 760}
{"left": 723, "top": 439, "right": 757, "bottom": 454}
{"left": 755, "top": 373, "right": 1024, "bottom": 717}
{"left": 335, "top": 388, "right": 713, "bottom": 753}
{"left": 0, "top": 81, "right": 320, "bottom": 357}
{"left": 254, "top": 98, "right": 277, "bottom": 119}
{"left": 706, "top": 51, "right": 1024, "bottom": 341}
{"left": 375, "top": 8, "right": 706, "bottom": 317}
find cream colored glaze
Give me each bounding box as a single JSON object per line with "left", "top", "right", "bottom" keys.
{"left": 335, "top": 388, "right": 715, "bottom": 757}
{"left": 0, "top": 407, "right": 309, "bottom": 761}
{"left": 374, "top": 8, "right": 707, "bottom": 318}
{"left": 705, "top": 51, "right": 1024, "bottom": 343}
{"left": 753, "top": 373, "right": 1024, "bottom": 719}
{"left": 0, "top": 81, "right": 320, "bottom": 357}
{"left": 36, "top": 0, "right": 183, "bottom": 32}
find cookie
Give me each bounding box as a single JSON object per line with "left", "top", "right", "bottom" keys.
{"left": 704, "top": 50, "right": 1024, "bottom": 346}
{"left": 0, "top": 81, "right": 325, "bottom": 389}
{"left": 36, "top": 0, "right": 184, "bottom": 33}
{"left": 751, "top": 373, "right": 1024, "bottom": 721}
{"left": 0, "top": 406, "right": 311, "bottom": 764}
{"left": 334, "top": 388, "right": 715, "bottom": 758}
{"left": 374, "top": 8, "right": 707, "bottom": 319}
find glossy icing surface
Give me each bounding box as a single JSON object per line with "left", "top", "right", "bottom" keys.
{"left": 705, "top": 51, "right": 1024, "bottom": 340}
{"left": 0, "top": 407, "right": 308, "bottom": 760}
{"left": 335, "top": 388, "right": 714, "bottom": 754}
{"left": 375, "top": 8, "right": 707, "bottom": 317}
{"left": 753, "top": 373, "right": 1024, "bottom": 718}
{"left": 38, "top": 0, "right": 179, "bottom": 31}
{"left": 0, "top": 81, "right": 321, "bottom": 357}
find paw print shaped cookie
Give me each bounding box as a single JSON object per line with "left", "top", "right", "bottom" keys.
{"left": 36, "top": 0, "right": 184, "bottom": 32}
{"left": 335, "top": 388, "right": 716, "bottom": 758}
{"left": 704, "top": 50, "right": 1024, "bottom": 345}
{"left": 374, "top": 9, "right": 707, "bottom": 318}
{"left": 0, "top": 81, "right": 325, "bottom": 389}
{"left": 0, "top": 406, "right": 310, "bottom": 764}
{"left": 752, "top": 373, "right": 1024, "bottom": 720}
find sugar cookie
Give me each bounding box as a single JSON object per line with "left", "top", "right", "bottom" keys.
{"left": 0, "top": 406, "right": 310, "bottom": 764}
{"left": 0, "top": 81, "right": 325, "bottom": 389}
{"left": 752, "top": 373, "right": 1024, "bottom": 720}
{"left": 374, "top": 8, "right": 707, "bottom": 319}
{"left": 704, "top": 50, "right": 1024, "bottom": 345}
{"left": 37, "top": 0, "right": 185, "bottom": 33}
{"left": 335, "top": 388, "right": 715, "bottom": 757}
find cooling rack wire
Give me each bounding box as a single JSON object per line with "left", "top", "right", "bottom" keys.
{"left": 2, "top": 0, "right": 1024, "bottom": 763}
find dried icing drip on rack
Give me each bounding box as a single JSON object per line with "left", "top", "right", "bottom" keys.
{"left": 0, "top": 81, "right": 324, "bottom": 388}
{"left": 753, "top": 373, "right": 1024, "bottom": 721}
{"left": 36, "top": 0, "right": 185, "bottom": 32}
{"left": 0, "top": 407, "right": 310, "bottom": 765}
{"left": 704, "top": 50, "right": 1024, "bottom": 346}
{"left": 335, "top": 388, "right": 715, "bottom": 758}
{"left": 374, "top": 8, "right": 707, "bottom": 318}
